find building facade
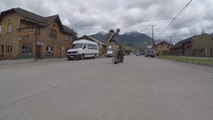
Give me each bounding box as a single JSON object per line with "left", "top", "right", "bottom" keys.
{"left": 0, "top": 8, "right": 77, "bottom": 60}
{"left": 170, "top": 34, "right": 213, "bottom": 57}
{"left": 155, "top": 41, "right": 172, "bottom": 56}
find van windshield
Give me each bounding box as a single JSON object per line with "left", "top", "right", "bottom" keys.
{"left": 71, "top": 43, "right": 83, "bottom": 49}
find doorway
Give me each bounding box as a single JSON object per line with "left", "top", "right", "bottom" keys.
{"left": 1, "top": 45, "right": 4, "bottom": 59}
{"left": 37, "top": 45, "right": 42, "bottom": 59}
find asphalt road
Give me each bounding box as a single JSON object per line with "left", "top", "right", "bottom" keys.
{"left": 0, "top": 56, "right": 213, "bottom": 120}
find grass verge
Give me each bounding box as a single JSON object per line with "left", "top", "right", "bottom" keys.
{"left": 157, "top": 56, "right": 213, "bottom": 66}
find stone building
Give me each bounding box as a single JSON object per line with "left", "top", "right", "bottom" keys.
{"left": 0, "top": 8, "right": 77, "bottom": 60}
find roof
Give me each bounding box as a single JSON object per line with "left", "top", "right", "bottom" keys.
{"left": 74, "top": 39, "right": 98, "bottom": 44}
{"left": 0, "top": 8, "right": 47, "bottom": 25}
{"left": 80, "top": 35, "right": 107, "bottom": 46}
{"left": 0, "top": 7, "right": 76, "bottom": 35}
{"left": 45, "top": 15, "right": 64, "bottom": 32}
{"left": 46, "top": 15, "right": 77, "bottom": 34}
{"left": 171, "top": 36, "right": 193, "bottom": 49}
{"left": 63, "top": 25, "right": 77, "bottom": 35}
{"left": 156, "top": 40, "right": 172, "bottom": 46}
{"left": 46, "top": 15, "right": 58, "bottom": 23}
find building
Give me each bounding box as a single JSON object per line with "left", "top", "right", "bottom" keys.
{"left": 79, "top": 35, "right": 107, "bottom": 56}
{"left": 170, "top": 38, "right": 192, "bottom": 56}
{"left": 154, "top": 41, "right": 172, "bottom": 56}
{"left": 170, "top": 33, "right": 213, "bottom": 57}
{"left": 0, "top": 8, "right": 77, "bottom": 60}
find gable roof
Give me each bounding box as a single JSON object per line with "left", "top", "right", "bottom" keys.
{"left": 0, "top": 7, "right": 76, "bottom": 35}
{"left": 0, "top": 7, "right": 47, "bottom": 26}
{"left": 46, "top": 15, "right": 58, "bottom": 23}
{"left": 45, "top": 15, "right": 64, "bottom": 31}
{"left": 80, "top": 35, "right": 107, "bottom": 46}
{"left": 156, "top": 41, "right": 172, "bottom": 46}
{"left": 46, "top": 15, "right": 76, "bottom": 35}
{"left": 63, "top": 25, "right": 77, "bottom": 35}
{"left": 171, "top": 37, "right": 193, "bottom": 49}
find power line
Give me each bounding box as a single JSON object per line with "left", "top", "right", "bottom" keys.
{"left": 157, "top": 0, "right": 193, "bottom": 37}
{"left": 141, "top": 19, "right": 170, "bottom": 23}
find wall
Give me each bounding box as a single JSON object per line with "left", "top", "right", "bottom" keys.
{"left": 192, "top": 34, "right": 213, "bottom": 57}
{"left": 0, "top": 12, "right": 20, "bottom": 59}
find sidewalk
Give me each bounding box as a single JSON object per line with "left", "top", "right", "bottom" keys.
{"left": 0, "top": 58, "right": 67, "bottom": 65}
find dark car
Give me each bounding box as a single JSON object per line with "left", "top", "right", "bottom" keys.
{"left": 145, "top": 48, "right": 155, "bottom": 57}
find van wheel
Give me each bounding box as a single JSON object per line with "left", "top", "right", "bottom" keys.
{"left": 80, "top": 54, "right": 85, "bottom": 60}
{"left": 94, "top": 54, "right": 97, "bottom": 59}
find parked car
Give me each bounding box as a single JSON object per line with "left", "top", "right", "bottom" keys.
{"left": 107, "top": 46, "right": 113, "bottom": 57}
{"left": 145, "top": 48, "right": 156, "bottom": 58}
{"left": 67, "top": 39, "right": 99, "bottom": 60}
{"left": 135, "top": 50, "right": 141, "bottom": 56}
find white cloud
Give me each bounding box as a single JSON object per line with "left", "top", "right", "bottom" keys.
{"left": 1, "top": 0, "right": 213, "bottom": 41}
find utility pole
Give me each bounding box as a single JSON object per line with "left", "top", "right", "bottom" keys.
{"left": 34, "top": 27, "right": 38, "bottom": 61}
{"left": 150, "top": 25, "right": 155, "bottom": 47}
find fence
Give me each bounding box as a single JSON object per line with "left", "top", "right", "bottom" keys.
{"left": 0, "top": 53, "right": 59, "bottom": 61}
{"left": 0, "top": 53, "right": 19, "bottom": 60}
{"left": 191, "top": 48, "right": 213, "bottom": 57}
{"left": 170, "top": 48, "right": 213, "bottom": 57}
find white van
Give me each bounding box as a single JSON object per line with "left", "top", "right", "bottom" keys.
{"left": 67, "top": 39, "right": 99, "bottom": 60}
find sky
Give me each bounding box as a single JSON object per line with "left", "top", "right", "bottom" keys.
{"left": 0, "top": 0, "right": 213, "bottom": 42}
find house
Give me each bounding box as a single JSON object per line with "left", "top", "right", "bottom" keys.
{"left": 0, "top": 7, "right": 77, "bottom": 60}
{"left": 170, "top": 33, "right": 213, "bottom": 57}
{"left": 191, "top": 33, "right": 213, "bottom": 57}
{"left": 79, "top": 35, "right": 107, "bottom": 56}
{"left": 154, "top": 41, "right": 172, "bottom": 56}
{"left": 170, "top": 37, "right": 192, "bottom": 56}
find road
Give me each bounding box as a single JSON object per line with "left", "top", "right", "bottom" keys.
{"left": 0, "top": 56, "right": 213, "bottom": 120}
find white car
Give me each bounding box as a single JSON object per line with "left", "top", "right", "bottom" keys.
{"left": 67, "top": 39, "right": 99, "bottom": 60}
{"left": 107, "top": 46, "right": 113, "bottom": 57}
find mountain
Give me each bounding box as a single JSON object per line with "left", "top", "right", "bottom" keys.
{"left": 90, "top": 31, "right": 152, "bottom": 49}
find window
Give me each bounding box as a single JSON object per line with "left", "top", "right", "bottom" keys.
{"left": 71, "top": 43, "right": 83, "bottom": 49}
{"left": 22, "top": 44, "right": 32, "bottom": 54}
{"left": 64, "top": 34, "right": 69, "bottom": 40}
{"left": 50, "top": 29, "right": 57, "bottom": 38}
{"left": 0, "top": 25, "right": 1, "bottom": 34}
{"left": 37, "top": 28, "right": 40, "bottom": 36}
{"left": 5, "top": 45, "right": 12, "bottom": 53}
{"left": 88, "top": 43, "right": 98, "bottom": 50}
{"left": 46, "top": 46, "right": 53, "bottom": 55}
{"left": 82, "top": 43, "right": 86, "bottom": 49}
{"left": 7, "top": 23, "right": 13, "bottom": 33}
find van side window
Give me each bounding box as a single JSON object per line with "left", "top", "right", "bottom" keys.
{"left": 88, "top": 43, "right": 97, "bottom": 50}
{"left": 83, "top": 43, "right": 86, "bottom": 49}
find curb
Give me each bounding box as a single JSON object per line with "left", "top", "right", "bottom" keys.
{"left": 156, "top": 58, "right": 213, "bottom": 67}
{"left": 0, "top": 58, "right": 67, "bottom": 65}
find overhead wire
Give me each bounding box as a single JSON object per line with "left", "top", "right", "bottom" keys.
{"left": 157, "top": 0, "right": 193, "bottom": 37}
